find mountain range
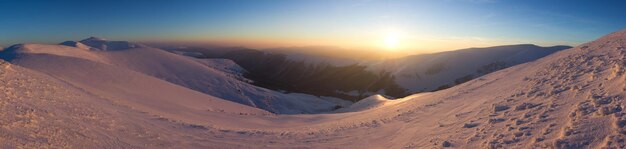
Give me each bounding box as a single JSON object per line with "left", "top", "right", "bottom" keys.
{"left": 164, "top": 43, "right": 569, "bottom": 101}
{"left": 1, "top": 38, "right": 349, "bottom": 114}
{"left": 1, "top": 29, "right": 624, "bottom": 148}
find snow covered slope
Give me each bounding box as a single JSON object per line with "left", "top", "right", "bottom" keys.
{"left": 1, "top": 38, "right": 347, "bottom": 114}
{"left": 334, "top": 93, "right": 426, "bottom": 113}
{"left": 2, "top": 44, "right": 110, "bottom": 64}
{"left": 366, "top": 44, "right": 570, "bottom": 93}
{"left": 197, "top": 44, "right": 567, "bottom": 100}
{"left": 194, "top": 58, "right": 251, "bottom": 82}
{"left": 2, "top": 29, "right": 624, "bottom": 148}
{"left": 0, "top": 59, "right": 278, "bottom": 148}
{"left": 160, "top": 29, "right": 624, "bottom": 148}
{"left": 79, "top": 37, "right": 144, "bottom": 51}
{"left": 169, "top": 29, "right": 623, "bottom": 148}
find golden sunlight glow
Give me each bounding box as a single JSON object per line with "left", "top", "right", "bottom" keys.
{"left": 384, "top": 32, "right": 399, "bottom": 50}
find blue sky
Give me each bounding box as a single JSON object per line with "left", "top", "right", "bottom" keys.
{"left": 0, "top": 0, "right": 624, "bottom": 51}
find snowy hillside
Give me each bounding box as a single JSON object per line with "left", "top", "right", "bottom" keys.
{"left": 194, "top": 58, "right": 251, "bottom": 82}
{"left": 1, "top": 30, "right": 624, "bottom": 148}
{"left": 153, "top": 29, "right": 623, "bottom": 148}
{"left": 189, "top": 48, "right": 405, "bottom": 101}
{"left": 199, "top": 44, "right": 567, "bottom": 100}
{"left": 0, "top": 38, "right": 348, "bottom": 114}
{"left": 0, "top": 58, "right": 274, "bottom": 148}
{"left": 366, "top": 44, "right": 571, "bottom": 93}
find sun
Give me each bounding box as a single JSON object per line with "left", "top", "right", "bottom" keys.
{"left": 384, "top": 32, "right": 399, "bottom": 50}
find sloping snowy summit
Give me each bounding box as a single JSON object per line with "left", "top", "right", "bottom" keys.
{"left": 0, "top": 29, "right": 625, "bottom": 148}
{"left": 1, "top": 38, "right": 346, "bottom": 114}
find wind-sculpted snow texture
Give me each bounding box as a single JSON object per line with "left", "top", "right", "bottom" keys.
{"left": 0, "top": 30, "right": 624, "bottom": 148}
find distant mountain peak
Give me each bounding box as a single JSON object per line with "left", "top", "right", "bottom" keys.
{"left": 59, "top": 41, "right": 93, "bottom": 50}
{"left": 81, "top": 36, "right": 107, "bottom": 42}
{"left": 77, "top": 37, "right": 142, "bottom": 51}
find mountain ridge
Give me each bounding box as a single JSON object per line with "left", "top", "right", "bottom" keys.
{"left": 177, "top": 43, "right": 569, "bottom": 100}
{"left": 1, "top": 30, "right": 624, "bottom": 148}
{"left": 1, "top": 38, "right": 349, "bottom": 114}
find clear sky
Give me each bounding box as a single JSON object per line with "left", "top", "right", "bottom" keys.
{"left": 1, "top": 0, "right": 624, "bottom": 52}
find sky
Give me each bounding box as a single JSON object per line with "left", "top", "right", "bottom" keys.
{"left": 0, "top": 0, "right": 624, "bottom": 52}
